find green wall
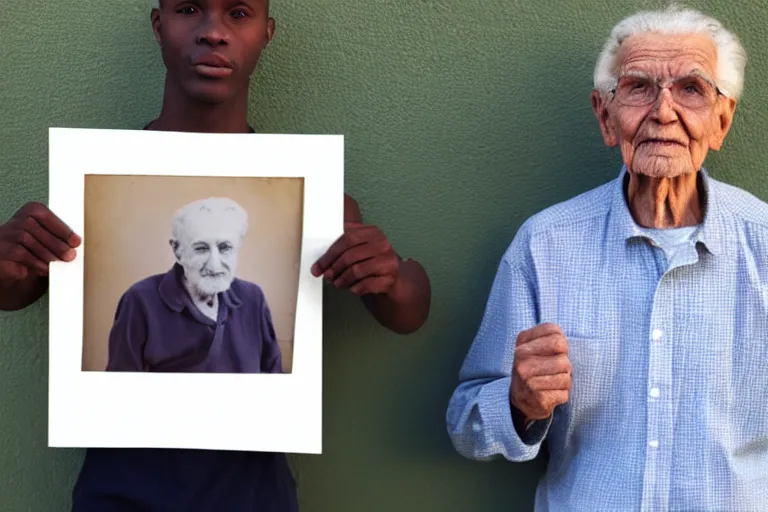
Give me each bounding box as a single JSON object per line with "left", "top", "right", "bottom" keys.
{"left": 1, "top": 1, "right": 766, "bottom": 510}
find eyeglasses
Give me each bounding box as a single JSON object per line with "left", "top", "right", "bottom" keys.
{"left": 610, "top": 73, "right": 723, "bottom": 109}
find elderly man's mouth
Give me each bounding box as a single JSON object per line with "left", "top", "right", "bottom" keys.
{"left": 641, "top": 139, "right": 686, "bottom": 147}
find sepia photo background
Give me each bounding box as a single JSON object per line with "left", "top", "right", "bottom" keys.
{"left": 81, "top": 174, "right": 304, "bottom": 373}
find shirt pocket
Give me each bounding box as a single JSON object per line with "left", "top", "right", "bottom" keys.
{"left": 563, "top": 335, "right": 618, "bottom": 419}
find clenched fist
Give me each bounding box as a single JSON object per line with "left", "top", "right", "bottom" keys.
{"left": 510, "top": 323, "right": 572, "bottom": 422}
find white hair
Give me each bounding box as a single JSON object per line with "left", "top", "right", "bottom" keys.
{"left": 593, "top": 4, "right": 747, "bottom": 100}
{"left": 171, "top": 197, "right": 249, "bottom": 242}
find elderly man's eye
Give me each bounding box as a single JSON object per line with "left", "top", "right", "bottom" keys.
{"left": 194, "top": 246, "right": 208, "bottom": 253}
{"left": 219, "top": 244, "right": 232, "bottom": 253}
{"left": 681, "top": 83, "right": 703, "bottom": 96}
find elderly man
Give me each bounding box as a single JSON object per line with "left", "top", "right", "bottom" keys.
{"left": 106, "top": 196, "right": 281, "bottom": 373}
{"left": 447, "top": 6, "right": 765, "bottom": 511}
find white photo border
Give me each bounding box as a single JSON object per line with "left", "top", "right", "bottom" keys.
{"left": 47, "top": 128, "right": 344, "bottom": 454}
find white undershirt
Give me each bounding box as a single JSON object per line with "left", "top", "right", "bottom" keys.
{"left": 183, "top": 278, "right": 219, "bottom": 321}
{"left": 637, "top": 224, "right": 701, "bottom": 267}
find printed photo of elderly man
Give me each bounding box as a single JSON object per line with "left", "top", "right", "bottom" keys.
{"left": 80, "top": 174, "right": 304, "bottom": 375}
{"left": 104, "top": 196, "right": 282, "bottom": 374}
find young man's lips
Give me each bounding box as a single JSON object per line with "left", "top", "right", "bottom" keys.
{"left": 194, "top": 64, "right": 234, "bottom": 78}
{"left": 192, "top": 54, "right": 234, "bottom": 78}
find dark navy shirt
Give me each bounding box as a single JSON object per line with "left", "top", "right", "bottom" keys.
{"left": 106, "top": 263, "right": 282, "bottom": 373}
{"left": 72, "top": 266, "right": 297, "bottom": 511}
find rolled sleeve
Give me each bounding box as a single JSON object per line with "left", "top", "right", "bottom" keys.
{"left": 446, "top": 226, "right": 550, "bottom": 461}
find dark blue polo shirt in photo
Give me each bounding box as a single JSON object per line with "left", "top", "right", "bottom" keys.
{"left": 106, "top": 263, "right": 282, "bottom": 373}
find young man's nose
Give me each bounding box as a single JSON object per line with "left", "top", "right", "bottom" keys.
{"left": 196, "top": 13, "right": 231, "bottom": 46}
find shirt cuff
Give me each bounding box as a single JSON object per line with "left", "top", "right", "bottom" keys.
{"left": 511, "top": 404, "right": 552, "bottom": 446}
{"left": 472, "top": 377, "right": 551, "bottom": 461}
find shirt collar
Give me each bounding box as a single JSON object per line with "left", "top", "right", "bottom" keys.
{"left": 608, "top": 165, "right": 725, "bottom": 256}
{"left": 158, "top": 263, "right": 243, "bottom": 312}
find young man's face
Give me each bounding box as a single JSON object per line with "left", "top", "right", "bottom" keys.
{"left": 152, "top": 0, "right": 275, "bottom": 104}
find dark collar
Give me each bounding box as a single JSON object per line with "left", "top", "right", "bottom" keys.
{"left": 158, "top": 263, "right": 243, "bottom": 313}
{"left": 142, "top": 121, "right": 256, "bottom": 133}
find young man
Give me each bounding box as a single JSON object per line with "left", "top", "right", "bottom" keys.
{"left": 0, "top": 0, "right": 431, "bottom": 510}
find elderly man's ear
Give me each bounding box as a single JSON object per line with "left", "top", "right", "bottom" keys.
{"left": 709, "top": 96, "right": 737, "bottom": 151}
{"left": 591, "top": 90, "right": 619, "bottom": 147}
{"left": 169, "top": 239, "right": 181, "bottom": 261}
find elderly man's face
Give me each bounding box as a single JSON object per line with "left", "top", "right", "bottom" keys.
{"left": 592, "top": 32, "right": 737, "bottom": 178}
{"left": 173, "top": 215, "right": 242, "bottom": 297}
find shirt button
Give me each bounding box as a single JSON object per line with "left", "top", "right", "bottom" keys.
{"left": 649, "top": 387, "right": 660, "bottom": 398}
{"left": 651, "top": 329, "right": 663, "bottom": 341}
{"left": 648, "top": 440, "right": 659, "bottom": 449}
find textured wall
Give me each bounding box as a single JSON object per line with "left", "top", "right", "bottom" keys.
{"left": 1, "top": 1, "right": 767, "bottom": 510}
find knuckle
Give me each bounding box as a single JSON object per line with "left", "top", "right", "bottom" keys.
{"left": 20, "top": 201, "right": 39, "bottom": 213}
{"left": 28, "top": 202, "right": 48, "bottom": 217}
{"left": 517, "top": 362, "right": 533, "bottom": 381}
{"left": 11, "top": 245, "right": 27, "bottom": 261}
{"left": 18, "top": 231, "right": 34, "bottom": 247}
{"left": 22, "top": 215, "right": 37, "bottom": 232}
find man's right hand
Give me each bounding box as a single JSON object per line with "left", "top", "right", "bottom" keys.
{"left": 510, "top": 323, "right": 572, "bottom": 424}
{"left": 0, "top": 201, "right": 81, "bottom": 283}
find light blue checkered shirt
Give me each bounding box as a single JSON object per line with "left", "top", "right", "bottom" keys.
{"left": 447, "top": 166, "right": 768, "bottom": 511}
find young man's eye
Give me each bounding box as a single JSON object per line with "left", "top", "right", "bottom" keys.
{"left": 177, "top": 6, "right": 197, "bottom": 15}
{"left": 230, "top": 9, "right": 247, "bottom": 19}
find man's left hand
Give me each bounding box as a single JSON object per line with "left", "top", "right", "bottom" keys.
{"left": 311, "top": 221, "right": 400, "bottom": 296}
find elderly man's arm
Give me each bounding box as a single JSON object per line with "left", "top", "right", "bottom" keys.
{"left": 446, "top": 230, "right": 552, "bottom": 462}
{"left": 105, "top": 291, "right": 149, "bottom": 372}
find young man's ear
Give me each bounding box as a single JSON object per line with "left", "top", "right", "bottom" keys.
{"left": 151, "top": 9, "right": 163, "bottom": 45}
{"left": 266, "top": 17, "right": 276, "bottom": 45}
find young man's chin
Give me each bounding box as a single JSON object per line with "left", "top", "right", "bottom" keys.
{"left": 184, "top": 82, "right": 239, "bottom": 105}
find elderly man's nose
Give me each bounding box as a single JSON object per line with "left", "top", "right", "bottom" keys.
{"left": 650, "top": 87, "right": 679, "bottom": 123}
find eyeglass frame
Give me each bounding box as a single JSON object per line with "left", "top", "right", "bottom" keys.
{"left": 608, "top": 70, "right": 724, "bottom": 109}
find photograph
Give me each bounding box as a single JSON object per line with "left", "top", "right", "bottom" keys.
{"left": 81, "top": 176, "right": 303, "bottom": 375}
{"left": 47, "top": 127, "right": 343, "bottom": 454}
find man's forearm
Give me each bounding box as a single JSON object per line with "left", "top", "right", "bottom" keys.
{"left": 361, "top": 258, "right": 431, "bottom": 334}
{"left": 0, "top": 275, "right": 48, "bottom": 311}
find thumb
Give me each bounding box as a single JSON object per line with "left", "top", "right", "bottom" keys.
{"left": 0, "top": 260, "right": 31, "bottom": 282}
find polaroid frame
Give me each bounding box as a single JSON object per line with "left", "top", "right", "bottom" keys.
{"left": 47, "top": 127, "right": 343, "bottom": 454}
